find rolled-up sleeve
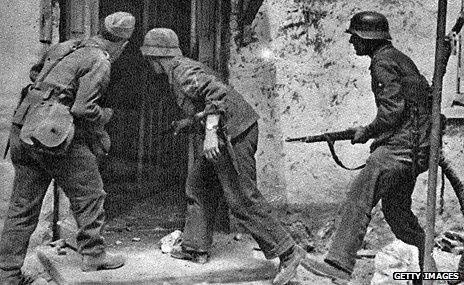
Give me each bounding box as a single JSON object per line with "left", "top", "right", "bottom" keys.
{"left": 177, "top": 65, "right": 228, "bottom": 115}
{"left": 365, "top": 60, "right": 405, "bottom": 137}
{"left": 70, "top": 56, "right": 111, "bottom": 125}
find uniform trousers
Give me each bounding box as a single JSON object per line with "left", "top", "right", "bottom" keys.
{"left": 0, "top": 125, "right": 106, "bottom": 284}
{"left": 182, "top": 123, "right": 295, "bottom": 259}
{"left": 325, "top": 145, "right": 426, "bottom": 273}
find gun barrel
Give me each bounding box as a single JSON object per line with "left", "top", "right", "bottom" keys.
{"left": 285, "top": 134, "right": 330, "bottom": 143}
{"left": 286, "top": 129, "right": 356, "bottom": 143}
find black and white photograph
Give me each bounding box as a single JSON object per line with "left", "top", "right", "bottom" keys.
{"left": 1, "top": 0, "right": 464, "bottom": 284}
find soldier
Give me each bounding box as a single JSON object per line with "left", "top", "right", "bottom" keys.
{"left": 302, "top": 11, "right": 433, "bottom": 284}
{"left": 140, "top": 28, "right": 306, "bottom": 285}
{"left": 0, "top": 11, "right": 135, "bottom": 285}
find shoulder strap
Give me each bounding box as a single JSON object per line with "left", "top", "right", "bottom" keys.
{"left": 324, "top": 135, "right": 366, "bottom": 171}
{"left": 33, "top": 41, "right": 83, "bottom": 88}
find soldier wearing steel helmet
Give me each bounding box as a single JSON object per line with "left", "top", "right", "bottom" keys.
{"left": 140, "top": 28, "right": 305, "bottom": 285}
{"left": 0, "top": 12, "right": 135, "bottom": 285}
{"left": 302, "top": 11, "right": 434, "bottom": 283}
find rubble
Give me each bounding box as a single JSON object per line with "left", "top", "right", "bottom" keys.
{"left": 286, "top": 220, "right": 315, "bottom": 252}
{"left": 436, "top": 230, "right": 464, "bottom": 255}
{"left": 370, "top": 239, "right": 420, "bottom": 285}
{"left": 159, "top": 229, "right": 182, "bottom": 254}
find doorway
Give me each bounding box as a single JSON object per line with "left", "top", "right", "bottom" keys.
{"left": 55, "top": 0, "right": 231, "bottom": 239}
{"left": 95, "top": 1, "right": 192, "bottom": 233}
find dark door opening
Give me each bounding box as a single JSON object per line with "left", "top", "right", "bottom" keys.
{"left": 98, "top": 0, "right": 191, "bottom": 231}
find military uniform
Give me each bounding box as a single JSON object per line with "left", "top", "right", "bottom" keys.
{"left": 168, "top": 56, "right": 295, "bottom": 259}
{"left": 0, "top": 36, "right": 114, "bottom": 283}
{"left": 325, "top": 42, "right": 431, "bottom": 274}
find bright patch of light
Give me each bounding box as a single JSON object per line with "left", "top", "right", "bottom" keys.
{"left": 260, "top": 47, "right": 274, "bottom": 60}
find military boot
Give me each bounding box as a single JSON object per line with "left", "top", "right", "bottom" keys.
{"left": 272, "top": 245, "right": 306, "bottom": 285}
{"left": 81, "top": 252, "right": 125, "bottom": 272}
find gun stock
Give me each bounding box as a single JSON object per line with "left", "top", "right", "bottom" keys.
{"left": 39, "top": 0, "right": 53, "bottom": 44}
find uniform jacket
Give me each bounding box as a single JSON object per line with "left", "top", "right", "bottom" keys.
{"left": 12, "top": 37, "right": 113, "bottom": 151}
{"left": 365, "top": 43, "right": 431, "bottom": 153}
{"left": 170, "top": 57, "right": 260, "bottom": 139}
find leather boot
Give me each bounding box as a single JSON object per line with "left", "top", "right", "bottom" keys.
{"left": 81, "top": 252, "right": 125, "bottom": 272}
{"left": 272, "top": 245, "right": 306, "bottom": 285}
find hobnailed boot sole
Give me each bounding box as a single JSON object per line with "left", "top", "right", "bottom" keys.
{"left": 81, "top": 254, "right": 125, "bottom": 272}
{"left": 272, "top": 246, "right": 307, "bottom": 285}
{"left": 300, "top": 258, "right": 350, "bottom": 285}
{"left": 170, "top": 248, "right": 209, "bottom": 264}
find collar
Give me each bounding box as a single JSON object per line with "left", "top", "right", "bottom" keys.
{"left": 369, "top": 42, "right": 394, "bottom": 69}
{"left": 81, "top": 37, "right": 110, "bottom": 60}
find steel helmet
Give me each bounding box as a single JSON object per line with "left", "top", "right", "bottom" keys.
{"left": 346, "top": 11, "right": 392, "bottom": 40}
{"left": 140, "top": 28, "right": 183, "bottom": 57}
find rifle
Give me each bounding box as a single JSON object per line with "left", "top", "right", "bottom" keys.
{"left": 286, "top": 129, "right": 464, "bottom": 215}
{"left": 39, "top": 0, "right": 53, "bottom": 44}
{"left": 285, "top": 129, "right": 363, "bottom": 170}
{"left": 160, "top": 117, "right": 197, "bottom": 136}
{"left": 160, "top": 111, "right": 206, "bottom": 136}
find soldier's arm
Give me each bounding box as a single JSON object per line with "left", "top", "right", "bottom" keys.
{"left": 70, "top": 55, "right": 112, "bottom": 125}
{"left": 177, "top": 65, "right": 228, "bottom": 117}
{"left": 364, "top": 60, "right": 405, "bottom": 137}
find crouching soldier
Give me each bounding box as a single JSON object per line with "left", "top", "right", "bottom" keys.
{"left": 140, "top": 28, "right": 306, "bottom": 285}
{"left": 0, "top": 11, "right": 135, "bottom": 285}
{"left": 302, "top": 11, "right": 434, "bottom": 284}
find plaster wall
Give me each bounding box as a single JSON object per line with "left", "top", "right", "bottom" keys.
{"left": 0, "top": 1, "right": 60, "bottom": 245}
{"left": 0, "top": 1, "right": 42, "bottom": 225}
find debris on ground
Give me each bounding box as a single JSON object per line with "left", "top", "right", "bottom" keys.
{"left": 49, "top": 239, "right": 76, "bottom": 255}
{"left": 436, "top": 230, "right": 464, "bottom": 255}
{"left": 357, "top": 249, "right": 377, "bottom": 259}
{"left": 286, "top": 220, "right": 315, "bottom": 252}
{"left": 105, "top": 217, "right": 132, "bottom": 233}
{"left": 370, "top": 239, "right": 420, "bottom": 285}
{"left": 159, "top": 230, "right": 182, "bottom": 253}
{"left": 313, "top": 218, "right": 336, "bottom": 252}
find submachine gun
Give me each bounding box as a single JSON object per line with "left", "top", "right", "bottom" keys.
{"left": 286, "top": 129, "right": 464, "bottom": 215}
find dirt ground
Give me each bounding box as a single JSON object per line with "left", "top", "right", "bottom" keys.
{"left": 100, "top": 195, "right": 377, "bottom": 284}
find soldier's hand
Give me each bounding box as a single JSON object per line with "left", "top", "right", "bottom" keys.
{"left": 172, "top": 118, "right": 193, "bottom": 136}
{"left": 203, "top": 128, "right": 221, "bottom": 161}
{"left": 351, "top": 126, "right": 370, "bottom": 144}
